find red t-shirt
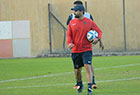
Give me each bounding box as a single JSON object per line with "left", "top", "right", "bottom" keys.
{"left": 67, "top": 17, "right": 102, "bottom": 53}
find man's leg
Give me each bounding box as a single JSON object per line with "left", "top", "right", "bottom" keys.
{"left": 84, "top": 64, "right": 93, "bottom": 95}
{"left": 84, "top": 64, "right": 92, "bottom": 83}
{"left": 82, "top": 51, "right": 93, "bottom": 95}
{"left": 72, "top": 53, "right": 84, "bottom": 93}
{"left": 74, "top": 67, "right": 82, "bottom": 83}
{"left": 74, "top": 67, "right": 83, "bottom": 89}
{"left": 91, "top": 65, "right": 98, "bottom": 89}
{"left": 73, "top": 67, "right": 84, "bottom": 93}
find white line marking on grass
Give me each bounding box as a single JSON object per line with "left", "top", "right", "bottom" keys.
{"left": 0, "top": 77, "right": 140, "bottom": 89}
{"left": 0, "top": 72, "right": 73, "bottom": 83}
{"left": 97, "top": 77, "right": 140, "bottom": 83}
{"left": 95, "top": 63, "right": 140, "bottom": 70}
{"left": 0, "top": 63, "right": 140, "bottom": 83}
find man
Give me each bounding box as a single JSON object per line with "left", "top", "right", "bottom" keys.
{"left": 67, "top": 5, "right": 102, "bottom": 95}
{"left": 67, "top": 0, "right": 103, "bottom": 91}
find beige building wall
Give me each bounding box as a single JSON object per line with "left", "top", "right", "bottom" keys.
{"left": 88, "top": 0, "right": 124, "bottom": 52}
{"left": 49, "top": 0, "right": 125, "bottom": 52}
{"left": 0, "top": 0, "right": 49, "bottom": 56}
{"left": 0, "top": 0, "right": 140, "bottom": 56}
{"left": 125, "top": 0, "right": 140, "bottom": 51}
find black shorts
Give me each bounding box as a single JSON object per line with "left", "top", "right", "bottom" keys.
{"left": 72, "top": 51, "right": 92, "bottom": 69}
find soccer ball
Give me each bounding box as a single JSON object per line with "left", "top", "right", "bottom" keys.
{"left": 87, "top": 30, "right": 98, "bottom": 41}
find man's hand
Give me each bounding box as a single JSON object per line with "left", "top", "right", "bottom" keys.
{"left": 99, "top": 40, "right": 104, "bottom": 50}
{"left": 68, "top": 43, "right": 74, "bottom": 49}
{"left": 92, "top": 38, "right": 99, "bottom": 44}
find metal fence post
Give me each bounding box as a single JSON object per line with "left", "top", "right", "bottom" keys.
{"left": 123, "top": 0, "right": 127, "bottom": 51}
{"left": 48, "top": 3, "right": 52, "bottom": 54}
{"left": 85, "top": 0, "right": 87, "bottom": 12}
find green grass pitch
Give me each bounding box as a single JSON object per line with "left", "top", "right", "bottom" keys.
{"left": 0, "top": 56, "right": 140, "bottom": 95}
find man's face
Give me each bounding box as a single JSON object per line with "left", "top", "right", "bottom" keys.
{"left": 74, "top": 4, "right": 77, "bottom": 7}
{"left": 74, "top": 10, "right": 83, "bottom": 18}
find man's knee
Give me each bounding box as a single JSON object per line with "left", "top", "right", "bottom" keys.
{"left": 84, "top": 64, "right": 92, "bottom": 71}
{"left": 84, "top": 64, "right": 91, "bottom": 68}
{"left": 75, "top": 68, "right": 82, "bottom": 72}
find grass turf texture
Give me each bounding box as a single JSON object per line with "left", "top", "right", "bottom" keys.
{"left": 0, "top": 56, "right": 140, "bottom": 95}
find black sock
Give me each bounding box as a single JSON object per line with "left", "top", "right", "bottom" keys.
{"left": 77, "top": 81, "right": 83, "bottom": 86}
{"left": 88, "top": 83, "right": 92, "bottom": 89}
{"left": 92, "top": 76, "right": 96, "bottom": 84}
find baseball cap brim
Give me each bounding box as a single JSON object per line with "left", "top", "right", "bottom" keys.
{"left": 71, "top": 8, "right": 77, "bottom": 11}
{"left": 71, "top": 4, "right": 85, "bottom": 11}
